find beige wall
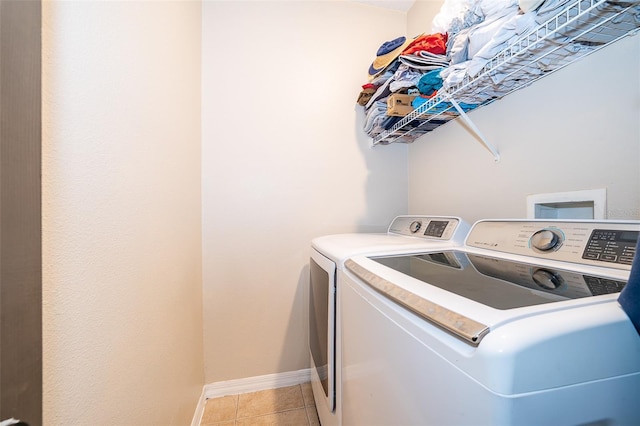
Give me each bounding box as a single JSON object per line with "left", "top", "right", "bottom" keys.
{"left": 406, "top": 0, "right": 640, "bottom": 223}
{"left": 201, "top": 1, "right": 408, "bottom": 383}
{"left": 42, "top": 1, "right": 204, "bottom": 424}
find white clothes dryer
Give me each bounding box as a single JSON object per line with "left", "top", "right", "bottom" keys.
{"left": 309, "top": 216, "right": 470, "bottom": 426}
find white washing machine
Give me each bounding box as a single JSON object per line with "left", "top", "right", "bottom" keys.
{"left": 341, "top": 219, "right": 640, "bottom": 426}
{"left": 309, "top": 216, "right": 470, "bottom": 426}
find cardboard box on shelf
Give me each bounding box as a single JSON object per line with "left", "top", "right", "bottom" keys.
{"left": 387, "top": 94, "right": 417, "bottom": 117}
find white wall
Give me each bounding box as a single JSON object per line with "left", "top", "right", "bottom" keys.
{"left": 407, "top": 1, "right": 640, "bottom": 223}
{"left": 202, "top": 1, "right": 408, "bottom": 383}
{"left": 42, "top": 1, "right": 204, "bottom": 424}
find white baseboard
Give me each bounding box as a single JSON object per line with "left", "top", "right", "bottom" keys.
{"left": 191, "top": 386, "right": 207, "bottom": 426}
{"left": 191, "top": 368, "right": 311, "bottom": 426}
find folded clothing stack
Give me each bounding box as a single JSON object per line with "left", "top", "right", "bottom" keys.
{"left": 357, "top": 0, "right": 639, "bottom": 140}
{"left": 357, "top": 33, "right": 450, "bottom": 138}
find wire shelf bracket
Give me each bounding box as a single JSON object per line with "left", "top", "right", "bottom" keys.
{"left": 446, "top": 95, "right": 500, "bottom": 162}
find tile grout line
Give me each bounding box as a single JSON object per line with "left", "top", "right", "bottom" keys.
{"left": 299, "top": 384, "right": 310, "bottom": 426}
{"left": 234, "top": 394, "right": 239, "bottom": 425}
{"left": 301, "top": 384, "right": 312, "bottom": 426}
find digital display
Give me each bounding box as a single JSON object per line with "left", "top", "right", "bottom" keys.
{"left": 618, "top": 231, "right": 639, "bottom": 243}
{"left": 590, "top": 230, "right": 639, "bottom": 243}
{"left": 424, "top": 220, "right": 448, "bottom": 238}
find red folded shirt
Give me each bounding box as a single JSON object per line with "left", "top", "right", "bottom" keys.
{"left": 402, "top": 33, "right": 448, "bottom": 56}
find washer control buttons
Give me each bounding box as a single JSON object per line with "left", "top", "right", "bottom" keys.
{"left": 530, "top": 229, "right": 563, "bottom": 252}
{"left": 409, "top": 220, "right": 422, "bottom": 234}
{"left": 582, "top": 229, "right": 639, "bottom": 265}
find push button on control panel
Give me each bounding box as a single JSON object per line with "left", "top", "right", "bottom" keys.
{"left": 582, "top": 229, "right": 639, "bottom": 266}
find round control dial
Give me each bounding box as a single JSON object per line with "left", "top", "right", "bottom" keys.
{"left": 409, "top": 220, "right": 422, "bottom": 234}
{"left": 530, "top": 229, "right": 563, "bottom": 252}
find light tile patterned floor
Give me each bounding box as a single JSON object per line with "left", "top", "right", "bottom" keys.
{"left": 201, "top": 383, "right": 321, "bottom": 425}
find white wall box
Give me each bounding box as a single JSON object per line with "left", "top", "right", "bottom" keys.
{"left": 527, "top": 189, "right": 607, "bottom": 219}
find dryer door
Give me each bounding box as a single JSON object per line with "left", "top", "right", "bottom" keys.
{"left": 309, "top": 248, "right": 336, "bottom": 412}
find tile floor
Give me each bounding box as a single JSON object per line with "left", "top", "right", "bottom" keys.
{"left": 200, "top": 383, "right": 320, "bottom": 426}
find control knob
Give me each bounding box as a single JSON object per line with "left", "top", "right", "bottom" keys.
{"left": 530, "top": 229, "right": 563, "bottom": 252}
{"left": 409, "top": 220, "right": 422, "bottom": 234}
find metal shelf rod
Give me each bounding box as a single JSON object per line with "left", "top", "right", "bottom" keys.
{"left": 447, "top": 96, "right": 500, "bottom": 162}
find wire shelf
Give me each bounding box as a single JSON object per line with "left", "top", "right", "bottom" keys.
{"left": 372, "top": 0, "right": 640, "bottom": 148}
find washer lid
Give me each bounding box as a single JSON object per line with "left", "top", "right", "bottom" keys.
{"left": 370, "top": 250, "right": 627, "bottom": 311}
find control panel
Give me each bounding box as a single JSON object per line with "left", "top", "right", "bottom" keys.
{"left": 387, "top": 216, "right": 468, "bottom": 242}
{"left": 466, "top": 220, "right": 640, "bottom": 269}
{"left": 583, "top": 229, "right": 638, "bottom": 265}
